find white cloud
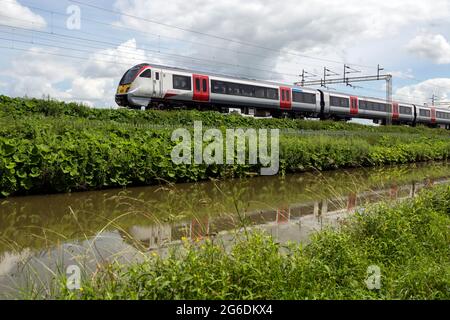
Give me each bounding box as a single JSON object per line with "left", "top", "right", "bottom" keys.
{"left": 112, "top": 0, "right": 450, "bottom": 80}
{"left": 406, "top": 33, "right": 450, "bottom": 64}
{"left": 390, "top": 69, "right": 415, "bottom": 80}
{"left": 395, "top": 78, "right": 450, "bottom": 104}
{"left": 0, "top": 0, "right": 46, "bottom": 29}
{"left": 11, "top": 47, "right": 79, "bottom": 82}
{"left": 69, "top": 77, "right": 115, "bottom": 101}
{"left": 2, "top": 39, "right": 142, "bottom": 107}
{"left": 83, "top": 38, "right": 151, "bottom": 78}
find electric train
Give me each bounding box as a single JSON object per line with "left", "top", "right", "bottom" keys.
{"left": 115, "top": 63, "right": 450, "bottom": 128}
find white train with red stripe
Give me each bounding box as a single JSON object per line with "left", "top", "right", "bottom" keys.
{"left": 115, "top": 63, "right": 450, "bottom": 128}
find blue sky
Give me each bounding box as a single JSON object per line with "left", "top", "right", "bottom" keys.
{"left": 1, "top": 0, "right": 450, "bottom": 108}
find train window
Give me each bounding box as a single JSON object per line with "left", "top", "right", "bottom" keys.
{"left": 330, "top": 96, "right": 339, "bottom": 107}
{"left": 267, "top": 88, "right": 278, "bottom": 100}
{"left": 173, "top": 75, "right": 191, "bottom": 90}
{"left": 155, "top": 72, "right": 160, "bottom": 80}
{"left": 225, "top": 83, "right": 232, "bottom": 94}
{"left": 359, "top": 100, "right": 366, "bottom": 109}
{"left": 281, "top": 90, "right": 285, "bottom": 101}
{"left": 286, "top": 90, "right": 290, "bottom": 101}
{"left": 211, "top": 80, "right": 226, "bottom": 94}
{"left": 255, "top": 87, "right": 265, "bottom": 98}
{"left": 195, "top": 78, "right": 201, "bottom": 91}
{"left": 330, "top": 96, "right": 349, "bottom": 108}
{"left": 436, "top": 111, "right": 450, "bottom": 119}
{"left": 399, "top": 106, "right": 412, "bottom": 115}
{"left": 233, "top": 84, "right": 240, "bottom": 95}
{"left": 202, "top": 79, "right": 207, "bottom": 92}
{"left": 364, "top": 102, "right": 388, "bottom": 112}
{"left": 211, "top": 80, "right": 278, "bottom": 100}
{"left": 419, "top": 109, "right": 431, "bottom": 117}
{"left": 293, "top": 91, "right": 316, "bottom": 104}
{"left": 139, "top": 69, "right": 152, "bottom": 78}
{"left": 241, "top": 85, "right": 255, "bottom": 97}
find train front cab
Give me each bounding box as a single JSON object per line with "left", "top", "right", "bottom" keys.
{"left": 115, "top": 63, "right": 164, "bottom": 108}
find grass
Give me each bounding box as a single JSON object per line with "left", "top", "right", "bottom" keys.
{"left": 53, "top": 184, "right": 450, "bottom": 300}
{"left": 2, "top": 95, "right": 449, "bottom": 135}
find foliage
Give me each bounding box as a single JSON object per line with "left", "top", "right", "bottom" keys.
{"left": 1, "top": 95, "right": 448, "bottom": 134}
{"left": 1, "top": 96, "right": 450, "bottom": 197}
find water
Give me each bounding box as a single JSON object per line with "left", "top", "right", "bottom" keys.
{"left": 0, "top": 163, "right": 449, "bottom": 298}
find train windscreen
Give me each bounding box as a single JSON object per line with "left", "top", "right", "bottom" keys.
{"left": 119, "top": 64, "right": 148, "bottom": 85}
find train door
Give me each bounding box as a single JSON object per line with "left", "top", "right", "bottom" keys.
{"left": 392, "top": 102, "right": 399, "bottom": 120}
{"left": 317, "top": 89, "right": 329, "bottom": 115}
{"left": 350, "top": 96, "right": 358, "bottom": 115}
{"left": 431, "top": 107, "right": 436, "bottom": 124}
{"left": 193, "top": 74, "right": 209, "bottom": 102}
{"left": 152, "top": 68, "right": 162, "bottom": 97}
{"left": 412, "top": 105, "right": 417, "bottom": 126}
{"left": 280, "top": 87, "right": 292, "bottom": 109}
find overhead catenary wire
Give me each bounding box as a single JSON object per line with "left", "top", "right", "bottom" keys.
{"left": 66, "top": 0, "right": 450, "bottom": 94}
{"left": 0, "top": 14, "right": 310, "bottom": 77}
{"left": 1, "top": 0, "right": 448, "bottom": 94}
{"left": 0, "top": 0, "right": 374, "bottom": 73}
{"left": 0, "top": 18, "right": 313, "bottom": 80}
{"left": 68, "top": 0, "right": 380, "bottom": 70}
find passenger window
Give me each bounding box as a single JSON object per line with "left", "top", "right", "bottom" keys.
{"left": 196, "top": 78, "right": 200, "bottom": 91}
{"left": 286, "top": 90, "right": 290, "bottom": 101}
{"left": 202, "top": 79, "right": 207, "bottom": 92}
{"left": 173, "top": 75, "right": 191, "bottom": 90}
{"left": 281, "top": 90, "right": 285, "bottom": 101}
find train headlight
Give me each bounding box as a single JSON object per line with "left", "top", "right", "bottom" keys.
{"left": 117, "top": 84, "right": 131, "bottom": 94}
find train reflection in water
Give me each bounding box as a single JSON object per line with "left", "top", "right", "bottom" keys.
{"left": 126, "top": 177, "right": 448, "bottom": 252}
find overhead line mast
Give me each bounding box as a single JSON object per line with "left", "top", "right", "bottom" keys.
{"left": 295, "top": 64, "right": 393, "bottom": 124}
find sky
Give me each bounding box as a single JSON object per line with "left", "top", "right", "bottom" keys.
{"left": 1, "top": 0, "right": 450, "bottom": 108}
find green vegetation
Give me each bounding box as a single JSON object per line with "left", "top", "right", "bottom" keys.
{"left": 55, "top": 184, "right": 450, "bottom": 300}
{"left": 1, "top": 95, "right": 450, "bottom": 197}
{"left": 2, "top": 95, "right": 449, "bottom": 134}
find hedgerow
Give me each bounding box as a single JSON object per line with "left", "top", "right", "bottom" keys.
{"left": 1, "top": 97, "right": 449, "bottom": 197}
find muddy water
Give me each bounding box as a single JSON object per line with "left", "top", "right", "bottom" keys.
{"left": 0, "top": 162, "right": 449, "bottom": 298}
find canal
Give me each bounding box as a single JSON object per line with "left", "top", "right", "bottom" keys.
{"left": 0, "top": 162, "right": 449, "bottom": 298}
